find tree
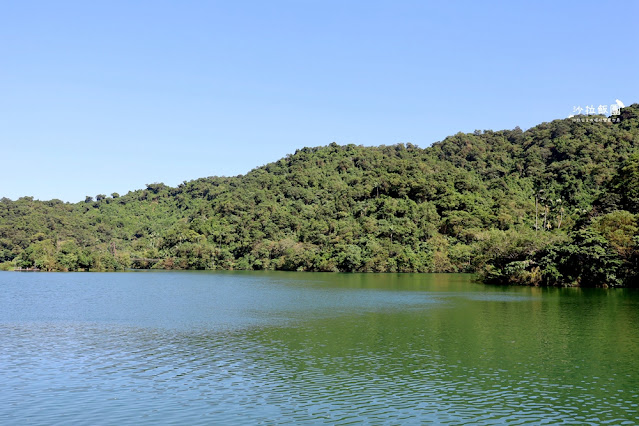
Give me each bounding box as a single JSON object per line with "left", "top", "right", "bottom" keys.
{"left": 614, "top": 153, "right": 639, "bottom": 213}
{"left": 556, "top": 229, "right": 623, "bottom": 287}
{"left": 0, "top": 104, "right": 638, "bottom": 282}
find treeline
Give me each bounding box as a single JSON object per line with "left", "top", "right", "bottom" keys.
{"left": 1, "top": 105, "right": 638, "bottom": 286}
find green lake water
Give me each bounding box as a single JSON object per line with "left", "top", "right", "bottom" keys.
{"left": 1, "top": 271, "right": 638, "bottom": 424}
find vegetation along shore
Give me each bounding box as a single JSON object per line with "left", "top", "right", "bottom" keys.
{"left": 1, "top": 105, "right": 638, "bottom": 287}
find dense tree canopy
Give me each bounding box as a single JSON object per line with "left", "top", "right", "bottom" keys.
{"left": 1, "top": 104, "right": 638, "bottom": 286}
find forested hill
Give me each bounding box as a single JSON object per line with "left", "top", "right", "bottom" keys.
{"left": 2, "top": 104, "right": 639, "bottom": 286}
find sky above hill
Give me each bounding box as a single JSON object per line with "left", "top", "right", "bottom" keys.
{"left": 1, "top": 0, "right": 638, "bottom": 202}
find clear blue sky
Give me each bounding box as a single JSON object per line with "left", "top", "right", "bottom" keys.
{"left": 1, "top": 1, "right": 637, "bottom": 202}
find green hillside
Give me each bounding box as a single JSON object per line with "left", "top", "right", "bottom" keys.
{"left": 2, "top": 105, "right": 638, "bottom": 286}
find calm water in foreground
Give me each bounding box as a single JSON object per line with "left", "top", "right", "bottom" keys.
{"left": 1, "top": 271, "right": 638, "bottom": 425}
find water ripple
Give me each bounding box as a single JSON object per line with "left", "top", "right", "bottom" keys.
{"left": 1, "top": 272, "right": 639, "bottom": 424}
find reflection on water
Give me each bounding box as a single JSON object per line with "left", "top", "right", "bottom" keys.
{"left": 1, "top": 271, "right": 638, "bottom": 424}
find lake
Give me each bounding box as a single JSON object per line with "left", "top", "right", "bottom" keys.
{"left": 1, "top": 271, "right": 638, "bottom": 424}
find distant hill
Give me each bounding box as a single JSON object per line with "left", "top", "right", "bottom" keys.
{"left": 2, "top": 104, "right": 638, "bottom": 286}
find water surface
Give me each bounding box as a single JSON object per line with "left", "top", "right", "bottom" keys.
{"left": 1, "top": 271, "right": 638, "bottom": 424}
